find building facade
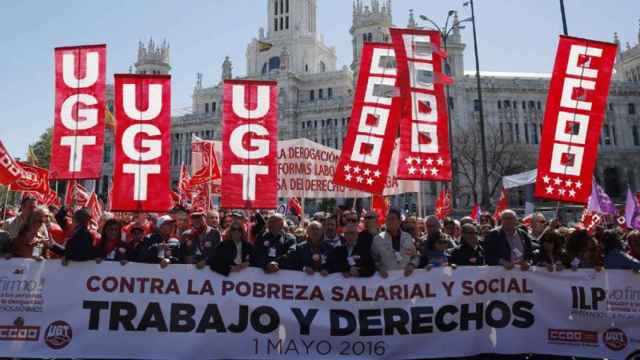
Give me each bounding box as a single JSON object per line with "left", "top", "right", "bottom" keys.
{"left": 100, "top": 0, "right": 640, "bottom": 213}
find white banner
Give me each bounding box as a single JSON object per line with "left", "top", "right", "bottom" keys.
{"left": 210, "top": 139, "right": 418, "bottom": 199}
{"left": 503, "top": 169, "right": 538, "bottom": 189}
{"left": 1, "top": 259, "right": 639, "bottom": 359}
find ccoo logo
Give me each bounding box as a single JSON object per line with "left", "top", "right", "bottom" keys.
{"left": 44, "top": 320, "right": 72, "bottom": 350}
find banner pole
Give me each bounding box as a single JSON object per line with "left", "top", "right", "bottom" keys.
{"left": 1, "top": 188, "right": 9, "bottom": 221}
{"left": 417, "top": 185, "right": 423, "bottom": 218}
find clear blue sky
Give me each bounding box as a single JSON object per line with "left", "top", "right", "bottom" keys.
{"left": 0, "top": 0, "right": 637, "bottom": 159}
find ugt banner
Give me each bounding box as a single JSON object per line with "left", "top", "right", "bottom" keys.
{"left": 51, "top": 44, "right": 106, "bottom": 180}
{"left": 390, "top": 28, "right": 452, "bottom": 181}
{"left": 112, "top": 74, "right": 172, "bottom": 212}
{"left": 1, "top": 259, "right": 639, "bottom": 359}
{"left": 534, "top": 36, "right": 617, "bottom": 204}
{"left": 221, "top": 80, "right": 278, "bottom": 209}
{"left": 334, "top": 43, "right": 402, "bottom": 194}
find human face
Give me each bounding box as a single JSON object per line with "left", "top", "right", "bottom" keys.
{"left": 343, "top": 225, "right": 358, "bottom": 247}
{"left": 159, "top": 222, "right": 175, "bottom": 238}
{"left": 229, "top": 223, "right": 243, "bottom": 242}
{"left": 307, "top": 223, "right": 323, "bottom": 245}
{"left": 364, "top": 218, "right": 378, "bottom": 234}
{"left": 267, "top": 217, "right": 284, "bottom": 234}
{"left": 131, "top": 229, "right": 145, "bottom": 243}
{"left": 385, "top": 213, "right": 401, "bottom": 233}
{"left": 343, "top": 213, "right": 358, "bottom": 225}
{"left": 444, "top": 223, "right": 455, "bottom": 236}
{"left": 501, "top": 212, "right": 518, "bottom": 233}
{"left": 206, "top": 212, "right": 220, "bottom": 228}
{"left": 532, "top": 215, "right": 547, "bottom": 235}
{"left": 461, "top": 226, "right": 479, "bottom": 248}
{"left": 192, "top": 216, "right": 205, "bottom": 230}
{"left": 324, "top": 218, "right": 337, "bottom": 238}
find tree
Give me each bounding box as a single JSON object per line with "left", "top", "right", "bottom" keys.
{"left": 453, "top": 122, "right": 534, "bottom": 208}
{"left": 29, "top": 127, "right": 52, "bottom": 168}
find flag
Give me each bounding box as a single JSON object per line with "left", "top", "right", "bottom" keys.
{"left": 287, "top": 197, "right": 303, "bottom": 217}
{"left": 191, "top": 183, "right": 210, "bottom": 212}
{"left": 372, "top": 195, "right": 389, "bottom": 226}
{"left": 0, "top": 139, "right": 22, "bottom": 185}
{"left": 64, "top": 180, "right": 90, "bottom": 208}
{"left": 493, "top": 188, "right": 508, "bottom": 221}
{"left": 190, "top": 135, "right": 221, "bottom": 186}
{"left": 27, "top": 145, "right": 39, "bottom": 165}
{"left": 9, "top": 162, "right": 50, "bottom": 194}
{"left": 624, "top": 188, "right": 640, "bottom": 230}
{"left": 105, "top": 106, "right": 116, "bottom": 130}
{"left": 257, "top": 41, "right": 273, "bottom": 52}
{"left": 435, "top": 189, "right": 452, "bottom": 221}
{"left": 86, "top": 192, "right": 103, "bottom": 229}
{"left": 470, "top": 203, "right": 482, "bottom": 223}
{"left": 580, "top": 209, "right": 602, "bottom": 234}
{"left": 587, "top": 181, "right": 617, "bottom": 216}
{"left": 178, "top": 164, "right": 193, "bottom": 205}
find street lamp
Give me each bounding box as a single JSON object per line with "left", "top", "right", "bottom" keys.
{"left": 418, "top": 11, "right": 472, "bottom": 209}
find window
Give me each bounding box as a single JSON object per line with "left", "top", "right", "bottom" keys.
{"left": 473, "top": 99, "right": 480, "bottom": 111}
{"left": 314, "top": 120, "right": 317, "bottom": 128}
{"left": 212, "top": 102, "right": 216, "bottom": 113}
{"left": 328, "top": 88, "right": 333, "bottom": 98}
{"left": 262, "top": 63, "right": 267, "bottom": 75}
{"left": 608, "top": 103, "right": 614, "bottom": 111}
{"left": 512, "top": 100, "right": 517, "bottom": 109}
{"left": 342, "top": 118, "right": 346, "bottom": 126}
{"left": 279, "top": 18, "right": 283, "bottom": 31}
{"left": 305, "top": 64, "right": 309, "bottom": 72}
{"left": 302, "top": 122, "right": 305, "bottom": 129}
{"left": 285, "top": 16, "right": 289, "bottom": 29}
{"left": 204, "top": 103, "right": 209, "bottom": 113}
{"left": 274, "top": 18, "right": 278, "bottom": 31}
{"left": 363, "top": 34, "right": 367, "bottom": 42}
{"left": 321, "top": 120, "right": 325, "bottom": 127}
{"left": 528, "top": 101, "right": 535, "bottom": 109}
{"left": 448, "top": 97, "right": 454, "bottom": 109}
{"left": 537, "top": 101, "right": 542, "bottom": 110}
{"left": 629, "top": 103, "right": 636, "bottom": 115}
{"left": 285, "top": 0, "right": 289, "bottom": 12}
{"left": 522, "top": 101, "right": 526, "bottom": 109}
{"left": 603, "top": 125, "right": 612, "bottom": 145}
{"left": 280, "top": 0, "right": 283, "bottom": 14}
{"left": 497, "top": 100, "right": 501, "bottom": 109}
{"left": 515, "top": 123, "right": 520, "bottom": 143}
{"left": 367, "top": 33, "right": 373, "bottom": 42}
{"left": 504, "top": 100, "right": 511, "bottom": 109}
{"left": 274, "top": 0, "right": 278, "bottom": 15}
{"left": 612, "top": 125, "right": 617, "bottom": 146}
{"left": 507, "top": 123, "right": 514, "bottom": 143}
{"left": 319, "top": 89, "right": 324, "bottom": 99}
{"left": 633, "top": 126, "right": 640, "bottom": 146}
{"left": 309, "top": 90, "right": 314, "bottom": 101}
{"left": 319, "top": 61, "right": 326, "bottom": 72}
{"left": 103, "top": 145, "right": 111, "bottom": 163}
{"left": 524, "top": 122, "right": 529, "bottom": 144}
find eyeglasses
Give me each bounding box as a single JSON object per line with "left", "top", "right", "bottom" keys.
{"left": 230, "top": 227, "right": 242, "bottom": 232}
{"left": 462, "top": 231, "right": 478, "bottom": 235}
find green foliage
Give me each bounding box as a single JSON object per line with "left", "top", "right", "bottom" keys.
{"left": 30, "top": 127, "right": 52, "bottom": 168}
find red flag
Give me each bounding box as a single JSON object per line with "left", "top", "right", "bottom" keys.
{"left": 493, "top": 188, "right": 509, "bottom": 221}
{"left": 9, "top": 162, "right": 50, "bottom": 194}
{"left": 534, "top": 36, "right": 617, "bottom": 204}
{"left": 390, "top": 28, "right": 452, "bottom": 182}
{"left": 334, "top": 43, "right": 402, "bottom": 193}
{"left": 190, "top": 136, "right": 221, "bottom": 186}
{"left": 178, "top": 164, "right": 193, "bottom": 204}
{"left": 287, "top": 197, "right": 303, "bottom": 216}
{"left": 191, "top": 183, "right": 210, "bottom": 212}
{"left": 221, "top": 80, "right": 278, "bottom": 209}
{"left": 64, "top": 180, "right": 90, "bottom": 207}
{"left": 470, "top": 203, "right": 482, "bottom": 223}
{"left": 51, "top": 44, "right": 106, "bottom": 180}
{"left": 112, "top": 74, "right": 172, "bottom": 212}
{"left": 86, "top": 192, "right": 103, "bottom": 227}
{"left": 580, "top": 209, "right": 602, "bottom": 234}
{"left": 434, "top": 189, "right": 452, "bottom": 221}
{"left": 371, "top": 195, "right": 389, "bottom": 226}
{"left": 0, "top": 139, "right": 22, "bottom": 185}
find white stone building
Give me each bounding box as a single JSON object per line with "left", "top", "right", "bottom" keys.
{"left": 100, "top": 0, "right": 640, "bottom": 214}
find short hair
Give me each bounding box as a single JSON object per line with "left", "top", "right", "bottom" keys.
{"left": 500, "top": 209, "right": 518, "bottom": 220}
{"left": 443, "top": 217, "right": 455, "bottom": 227}
{"left": 387, "top": 208, "right": 402, "bottom": 220}
{"left": 324, "top": 214, "right": 338, "bottom": 223}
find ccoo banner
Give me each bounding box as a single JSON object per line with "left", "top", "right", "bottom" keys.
{"left": 51, "top": 44, "right": 106, "bottom": 180}
{"left": 112, "top": 74, "right": 172, "bottom": 212}
{"left": 334, "top": 43, "right": 402, "bottom": 194}
{"left": 390, "top": 28, "right": 452, "bottom": 181}
{"left": 0, "top": 260, "right": 638, "bottom": 359}
{"left": 221, "top": 80, "right": 278, "bottom": 209}
{"left": 534, "top": 36, "right": 617, "bottom": 204}
{"left": 0, "top": 139, "right": 22, "bottom": 185}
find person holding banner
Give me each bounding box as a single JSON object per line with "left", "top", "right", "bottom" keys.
{"left": 449, "top": 223, "right": 485, "bottom": 267}
{"left": 12, "top": 207, "right": 50, "bottom": 260}
{"left": 357, "top": 212, "right": 379, "bottom": 251}
{"left": 280, "top": 221, "right": 332, "bottom": 276}
{"left": 601, "top": 229, "right": 640, "bottom": 271}
{"left": 182, "top": 212, "right": 220, "bottom": 269}
{"left": 59, "top": 208, "right": 99, "bottom": 264}
{"left": 484, "top": 210, "right": 535, "bottom": 270}
{"left": 138, "top": 215, "right": 183, "bottom": 268}
{"left": 3, "top": 196, "right": 44, "bottom": 244}
{"left": 95, "top": 219, "right": 127, "bottom": 264}
{"left": 533, "top": 230, "right": 568, "bottom": 272}
{"left": 564, "top": 229, "right": 603, "bottom": 271}
{"left": 253, "top": 213, "right": 296, "bottom": 274}
{"left": 206, "top": 210, "right": 221, "bottom": 230}
{"left": 209, "top": 220, "right": 253, "bottom": 277}
{"left": 329, "top": 223, "right": 375, "bottom": 277}
{"left": 371, "top": 209, "right": 419, "bottom": 278}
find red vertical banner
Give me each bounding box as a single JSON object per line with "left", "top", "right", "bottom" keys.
{"left": 334, "top": 43, "right": 402, "bottom": 194}
{"left": 390, "top": 28, "right": 452, "bottom": 181}
{"left": 221, "top": 80, "right": 278, "bottom": 209}
{"left": 535, "top": 36, "right": 617, "bottom": 204}
{"left": 190, "top": 136, "right": 221, "bottom": 186}
{"left": 51, "top": 44, "right": 106, "bottom": 180}
{"left": 112, "top": 74, "right": 172, "bottom": 212}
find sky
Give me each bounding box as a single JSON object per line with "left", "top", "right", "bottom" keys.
{"left": 0, "top": 0, "right": 638, "bottom": 159}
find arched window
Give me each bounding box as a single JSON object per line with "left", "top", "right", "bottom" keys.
{"left": 319, "top": 61, "right": 326, "bottom": 72}
{"left": 268, "top": 57, "right": 280, "bottom": 71}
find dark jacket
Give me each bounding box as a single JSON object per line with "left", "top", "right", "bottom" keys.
{"left": 604, "top": 249, "right": 640, "bottom": 271}
{"left": 251, "top": 230, "right": 296, "bottom": 269}
{"left": 209, "top": 240, "right": 253, "bottom": 276}
{"left": 484, "top": 227, "right": 535, "bottom": 266}
{"left": 281, "top": 241, "right": 334, "bottom": 272}
{"left": 533, "top": 249, "right": 569, "bottom": 267}
{"left": 329, "top": 239, "right": 376, "bottom": 276}
{"left": 183, "top": 226, "right": 221, "bottom": 263}
{"left": 419, "top": 250, "right": 449, "bottom": 268}
{"left": 137, "top": 233, "right": 184, "bottom": 264}
{"left": 63, "top": 225, "right": 97, "bottom": 261}
{"left": 449, "top": 243, "right": 485, "bottom": 266}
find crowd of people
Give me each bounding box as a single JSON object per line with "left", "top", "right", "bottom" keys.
{"left": 1, "top": 195, "right": 639, "bottom": 275}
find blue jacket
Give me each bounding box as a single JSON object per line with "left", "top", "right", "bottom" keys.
{"left": 604, "top": 249, "right": 640, "bottom": 271}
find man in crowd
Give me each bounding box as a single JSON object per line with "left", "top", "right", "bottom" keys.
{"left": 358, "top": 212, "right": 379, "bottom": 250}
{"left": 449, "top": 223, "right": 485, "bottom": 266}
{"left": 323, "top": 214, "right": 342, "bottom": 248}
{"left": 182, "top": 212, "right": 220, "bottom": 269}
{"left": 253, "top": 213, "right": 296, "bottom": 273}
{"left": 422, "top": 215, "right": 455, "bottom": 251}
{"left": 529, "top": 212, "right": 548, "bottom": 242}
{"left": 329, "top": 222, "right": 374, "bottom": 277}
{"left": 206, "top": 210, "right": 220, "bottom": 230}
{"left": 371, "top": 209, "right": 419, "bottom": 278}
{"left": 3, "top": 196, "right": 47, "bottom": 244}
{"left": 138, "top": 215, "right": 183, "bottom": 267}
{"left": 281, "top": 221, "right": 332, "bottom": 275}
{"left": 484, "top": 209, "right": 535, "bottom": 269}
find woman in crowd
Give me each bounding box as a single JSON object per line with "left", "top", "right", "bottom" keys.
{"left": 534, "top": 230, "right": 568, "bottom": 271}
{"left": 449, "top": 223, "right": 485, "bottom": 266}
{"left": 96, "top": 219, "right": 128, "bottom": 264}
{"left": 209, "top": 220, "right": 253, "bottom": 276}
{"left": 419, "top": 230, "right": 450, "bottom": 269}
{"left": 564, "top": 229, "right": 603, "bottom": 270}
{"left": 282, "top": 221, "right": 332, "bottom": 276}
{"left": 13, "top": 207, "right": 49, "bottom": 260}
{"left": 600, "top": 229, "right": 640, "bottom": 271}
